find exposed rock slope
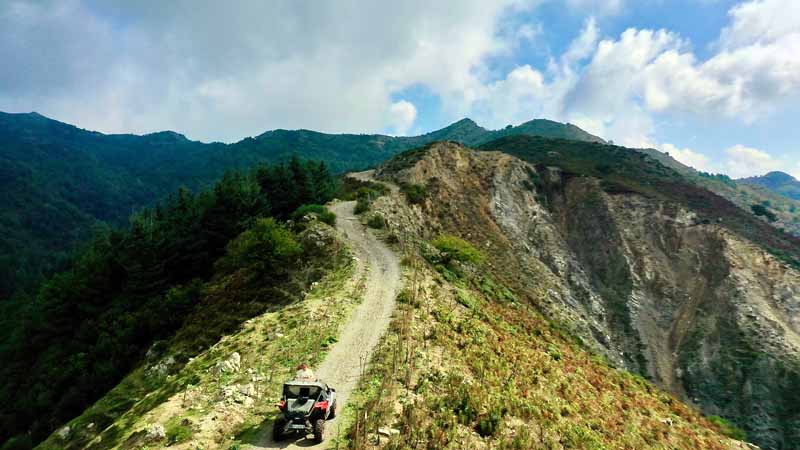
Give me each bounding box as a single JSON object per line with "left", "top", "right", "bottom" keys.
{"left": 377, "top": 143, "right": 800, "bottom": 449}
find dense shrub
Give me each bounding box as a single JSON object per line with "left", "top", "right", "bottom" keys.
{"left": 431, "top": 235, "right": 484, "bottom": 265}
{"left": 476, "top": 409, "right": 505, "bottom": 437}
{"left": 401, "top": 183, "right": 427, "bottom": 205}
{"left": 290, "top": 204, "right": 336, "bottom": 226}
{"left": 337, "top": 177, "right": 388, "bottom": 201}
{"left": 0, "top": 435, "right": 32, "bottom": 450}
{"left": 751, "top": 204, "right": 777, "bottom": 222}
{"left": 367, "top": 214, "right": 386, "bottom": 229}
{"left": 342, "top": 182, "right": 386, "bottom": 216}
{"left": 215, "top": 218, "right": 302, "bottom": 277}
{"left": 354, "top": 196, "right": 371, "bottom": 215}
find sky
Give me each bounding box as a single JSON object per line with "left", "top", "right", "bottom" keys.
{"left": 1, "top": 0, "right": 799, "bottom": 179}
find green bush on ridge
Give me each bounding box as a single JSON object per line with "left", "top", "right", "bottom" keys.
{"left": 290, "top": 204, "right": 336, "bottom": 226}
{"left": 431, "top": 234, "right": 484, "bottom": 266}
{"left": 401, "top": 183, "right": 427, "bottom": 204}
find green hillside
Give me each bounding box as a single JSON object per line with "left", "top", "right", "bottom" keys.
{"left": 0, "top": 111, "right": 603, "bottom": 299}
{"left": 0, "top": 156, "right": 338, "bottom": 449}
{"left": 740, "top": 171, "right": 800, "bottom": 200}
{"left": 636, "top": 148, "right": 800, "bottom": 236}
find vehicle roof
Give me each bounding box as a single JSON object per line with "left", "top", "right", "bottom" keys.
{"left": 283, "top": 380, "right": 327, "bottom": 389}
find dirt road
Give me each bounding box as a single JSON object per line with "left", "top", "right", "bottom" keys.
{"left": 251, "top": 199, "right": 401, "bottom": 449}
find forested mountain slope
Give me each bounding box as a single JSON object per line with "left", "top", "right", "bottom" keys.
{"left": 741, "top": 172, "right": 800, "bottom": 201}
{"left": 0, "top": 158, "right": 339, "bottom": 449}
{"left": 635, "top": 148, "right": 800, "bottom": 236}
{"left": 0, "top": 111, "right": 602, "bottom": 298}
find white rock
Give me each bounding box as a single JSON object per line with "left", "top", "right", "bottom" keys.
{"left": 57, "top": 425, "right": 71, "bottom": 440}
{"left": 239, "top": 383, "right": 256, "bottom": 397}
{"left": 215, "top": 352, "right": 241, "bottom": 373}
{"left": 145, "top": 423, "right": 166, "bottom": 442}
{"left": 147, "top": 355, "right": 176, "bottom": 377}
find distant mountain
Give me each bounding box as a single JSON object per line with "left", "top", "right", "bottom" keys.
{"left": 0, "top": 111, "right": 603, "bottom": 298}
{"left": 636, "top": 147, "right": 800, "bottom": 236}
{"left": 740, "top": 171, "right": 800, "bottom": 200}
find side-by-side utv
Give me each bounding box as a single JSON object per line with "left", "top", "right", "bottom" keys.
{"left": 273, "top": 380, "right": 337, "bottom": 443}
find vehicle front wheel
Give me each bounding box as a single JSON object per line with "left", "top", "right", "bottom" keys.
{"left": 313, "top": 419, "right": 325, "bottom": 443}
{"left": 273, "top": 418, "right": 286, "bottom": 441}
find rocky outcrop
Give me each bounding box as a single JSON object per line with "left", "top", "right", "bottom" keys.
{"left": 379, "top": 143, "right": 800, "bottom": 449}
{"left": 213, "top": 352, "right": 241, "bottom": 374}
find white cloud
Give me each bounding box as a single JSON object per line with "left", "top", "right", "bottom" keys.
{"left": 0, "top": 0, "right": 539, "bottom": 142}
{"left": 661, "top": 143, "right": 714, "bottom": 172}
{"left": 561, "top": 17, "right": 599, "bottom": 66}
{"left": 791, "top": 165, "right": 800, "bottom": 180}
{"left": 469, "top": 18, "right": 598, "bottom": 129}
{"left": 488, "top": 0, "right": 800, "bottom": 150}
{"left": 2, "top": 0, "right": 799, "bottom": 171}
{"left": 566, "top": 0, "right": 624, "bottom": 16}
{"left": 718, "top": 0, "right": 800, "bottom": 49}
{"left": 515, "top": 23, "right": 543, "bottom": 42}
{"left": 724, "top": 144, "right": 782, "bottom": 178}
{"left": 388, "top": 100, "right": 417, "bottom": 136}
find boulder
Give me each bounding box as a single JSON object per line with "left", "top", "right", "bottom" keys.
{"left": 239, "top": 383, "right": 257, "bottom": 397}
{"left": 57, "top": 425, "right": 71, "bottom": 440}
{"left": 146, "top": 355, "right": 175, "bottom": 377}
{"left": 145, "top": 423, "right": 166, "bottom": 442}
{"left": 215, "top": 352, "right": 241, "bottom": 374}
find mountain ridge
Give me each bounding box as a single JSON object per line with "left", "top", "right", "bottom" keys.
{"left": 740, "top": 171, "right": 800, "bottom": 200}
{"left": 374, "top": 142, "right": 799, "bottom": 448}
{"left": 0, "top": 110, "right": 604, "bottom": 298}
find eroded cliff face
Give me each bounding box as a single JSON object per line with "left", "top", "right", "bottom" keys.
{"left": 378, "top": 143, "right": 800, "bottom": 449}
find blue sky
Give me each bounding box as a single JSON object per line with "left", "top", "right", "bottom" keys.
{"left": 1, "top": 0, "right": 799, "bottom": 178}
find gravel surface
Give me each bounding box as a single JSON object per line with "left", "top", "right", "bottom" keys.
{"left": 252, "top": 199, "right": 401, "bottom": 449}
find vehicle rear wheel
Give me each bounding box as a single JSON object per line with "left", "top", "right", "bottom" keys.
{"left": 273, "top": 418, "right": 286, "bottom": 441}
{"left": 313, "top": 419, "right": 325, "bottom": 443}
{"left": 328, "top": 401, "right": 337, "bottom": 419}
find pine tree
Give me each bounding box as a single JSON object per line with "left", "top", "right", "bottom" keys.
{"left": 310, "top": 160, "right": 336, "bottom": 204}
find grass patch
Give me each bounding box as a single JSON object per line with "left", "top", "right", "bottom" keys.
{"left": 165, "top": 416, "right": 193, "bottom": 445}
{"left": 431, "top": 234, "right": 484, "bottom": 266}
{"left": 341, "top": 251, "right": 737, "bottom": 449}
{"left": 708, "top": 416, "right": 747, "bottom": 441}
{"left": 367, "top": 214, "right": 386, "bottom": 229}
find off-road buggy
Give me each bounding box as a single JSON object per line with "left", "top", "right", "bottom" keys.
{"left": 273, "top": 380, "right": 337, "bottom": 442}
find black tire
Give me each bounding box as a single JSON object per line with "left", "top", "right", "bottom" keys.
{"left": 328, "top": 401, "right": 337, "bottom": 419}
{"left": 273, "top": 418, "right": 286, "bottom": 441}
{"left": 313, "top": 419, "right": 325, "bottom": 443}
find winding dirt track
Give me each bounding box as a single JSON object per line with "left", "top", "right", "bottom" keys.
{"left": 251, "top": 199, "right": 401, "bottom": 449}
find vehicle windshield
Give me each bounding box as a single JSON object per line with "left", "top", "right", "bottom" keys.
{"left": 284, "top": 384, "right": 322, "bottom": 399}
